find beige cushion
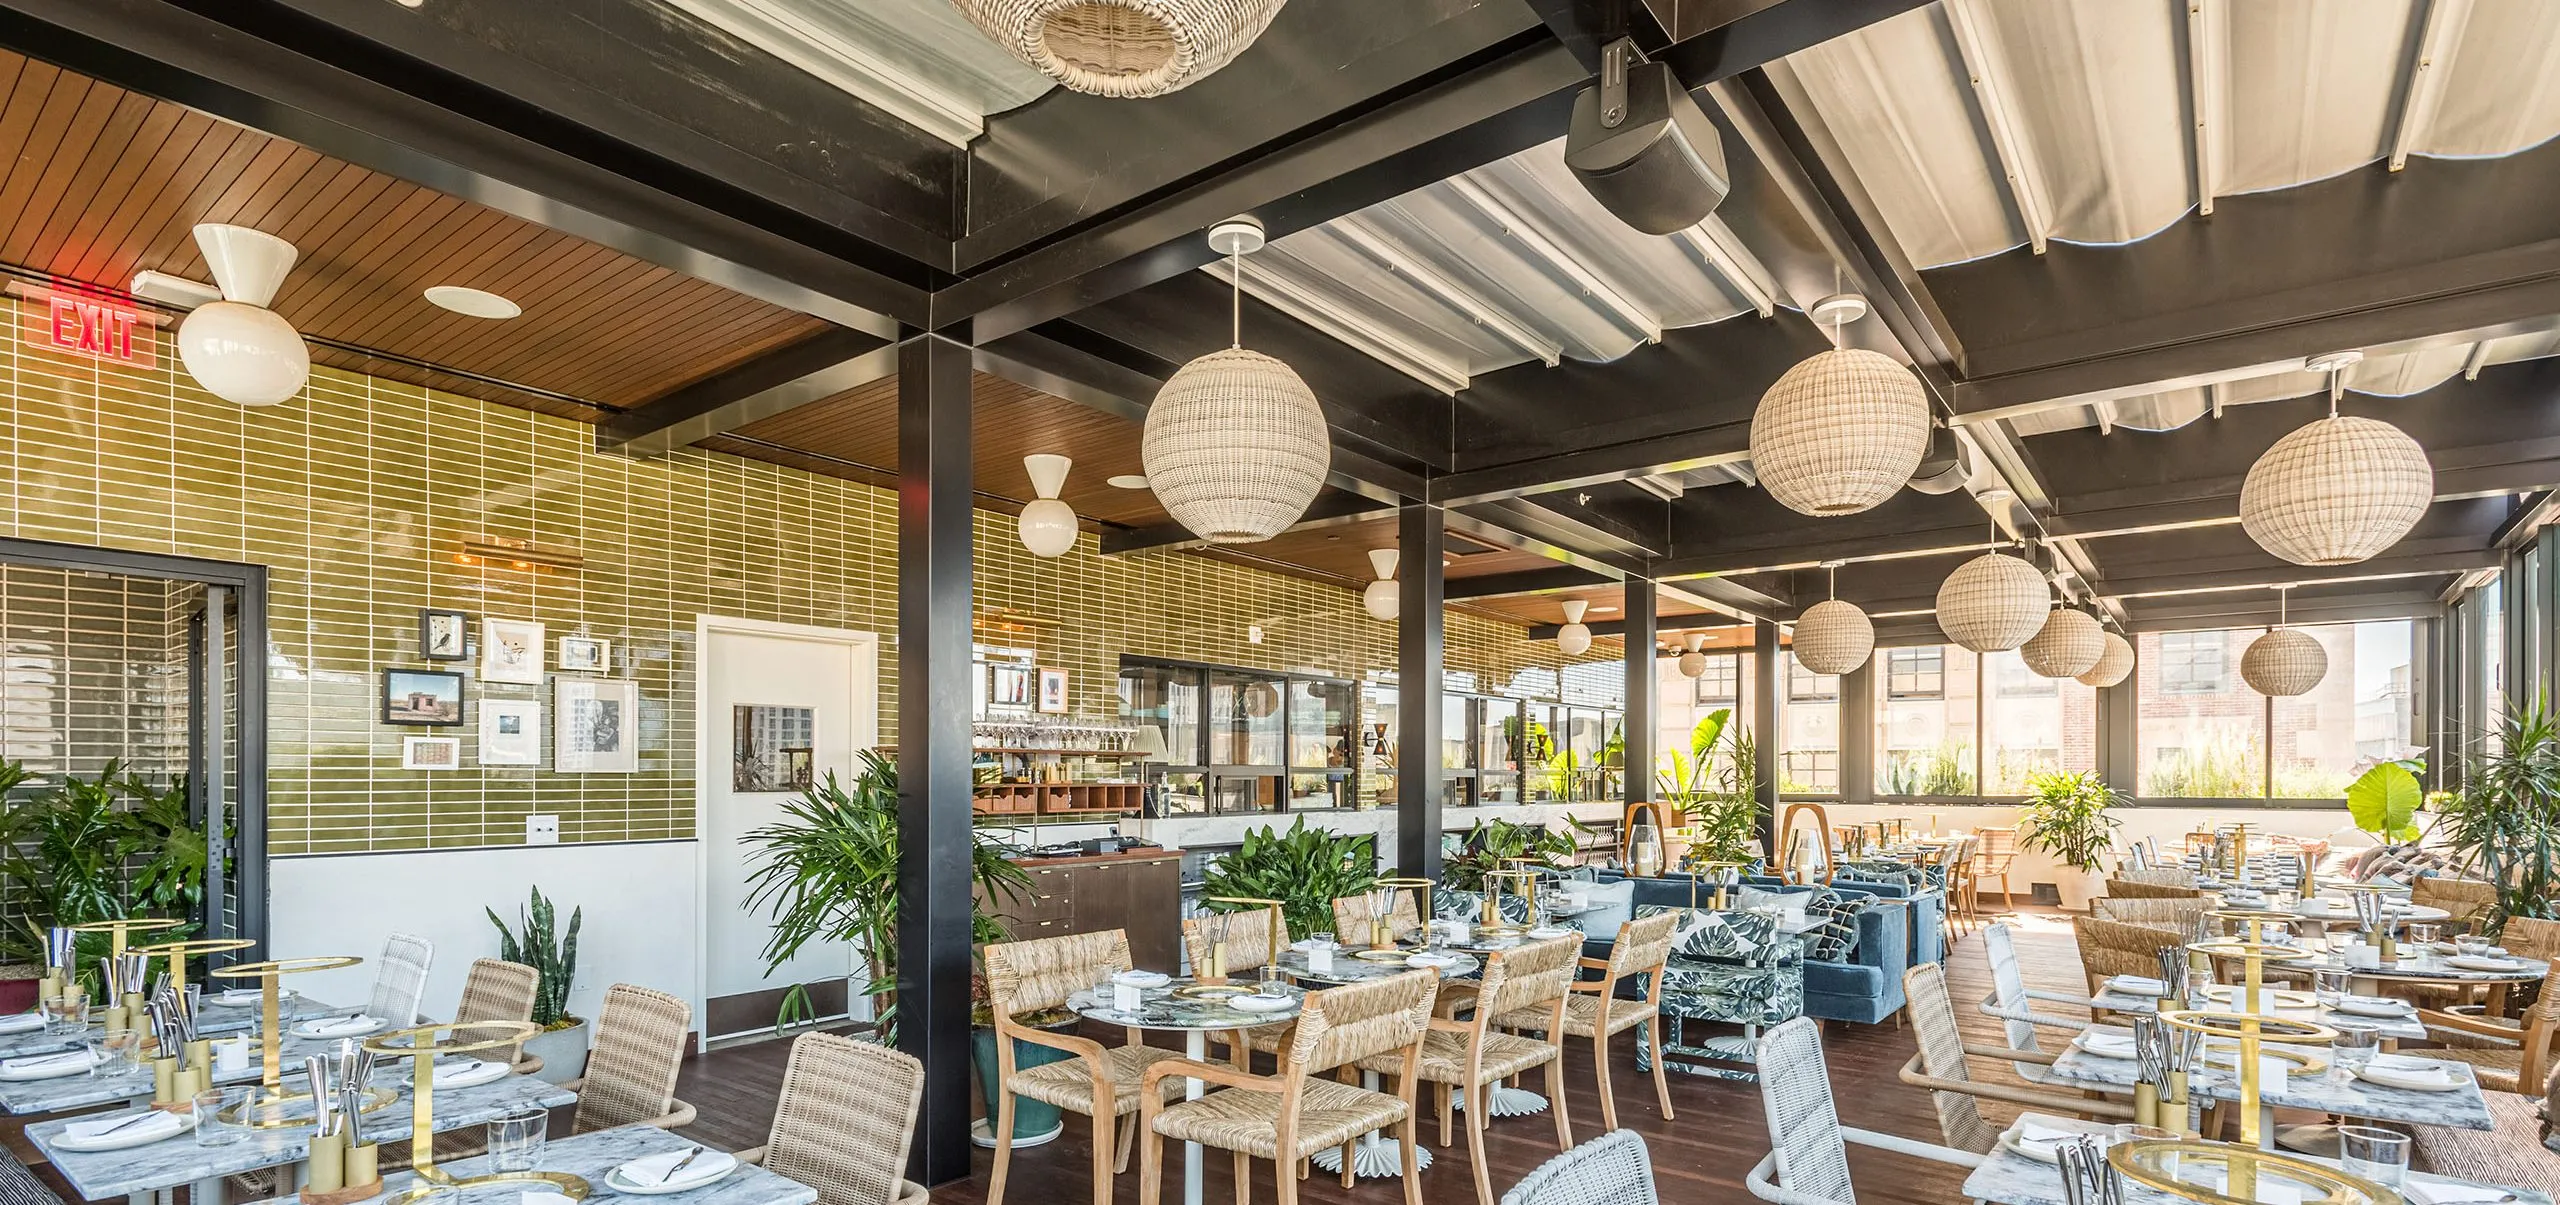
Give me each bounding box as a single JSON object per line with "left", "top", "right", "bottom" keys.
{"left": 1351, "top": 1029, "right": 1557, "bottom": 1085}
{"left": 1151, "top": 1078, "right": 1409, "bottom": 1160}
{"left": 1006, "top": 1043, "right": 1189, "bottom": 1116}
{"left": 1492, "top": 993, "right": 1655, "bottom": 1040}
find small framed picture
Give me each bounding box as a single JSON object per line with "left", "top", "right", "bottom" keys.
{"left": 480, "top": 698, "right": 542, "bottom": 766}
{"left": 989, "top": 665, "right": 1032, "bottom": 709}
{"left": 1037, "top": 667, "right": 1070, "bottom": 714}
{"left": 381, "top": 669, "right": 465, "bottom": 726}
{"left": 557, "top": 636, "right": 610, "bottom": 673}
{"left": 418, "top": 609, "right": 469, "bottom": 661}
{"left": 481, "top": 618, "right": 545, "bottom": 685}
{"left": 556, "top": 677, "right": 640, "bottom": 773}
{"left": 401, "top": 736, "right": 460, "bottom": 771}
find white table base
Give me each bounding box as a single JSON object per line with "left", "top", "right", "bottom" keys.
{"left": 1308, "top": 1070, "right": 1431, "bottom": 1180}
{"left": 1183, "top": 1031, "right": 1206, "bottom": 1205}
{"left": 1450, "top": 1081, "right": 1548, "bottom": 1116}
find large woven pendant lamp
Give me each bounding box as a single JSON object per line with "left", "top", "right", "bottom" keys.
{"left": 1361, "top": 549, "right": 1399, "bottom": 621}
{"left": 1676, "top": 632, "right": 1708, "bottom": 678}
{"left": 1142, "top": 217, "right": 1330, "bottom": 543}
{"left": 2239, "top": 350, "right": 2433, "bottom": 566}
{"left": 1792, "top": 563, "right": 1873, "bottom": 675}
{"left": 2077, "top": 630, "right": 2134, "bottom": 688}
{"left": 1556, "top": 600, "right": 1594, "bottom": 657}
{"left": 2020, "top": 605, "right": 2105, "bottom": 679}
{"left": 1749, "top": 292, "right": 1931, "bottom": 516}
{"left": 953, "top": 0, "right": 1289, "bottom": 98}
{"left": 2242, "top": 587, "right": 2328, "bottom": 697}
{"left": 1936, "top": 499, "right": 2048, "bottom": 652}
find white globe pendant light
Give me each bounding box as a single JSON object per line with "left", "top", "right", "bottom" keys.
{"left": 176, "top": 224, "right": 308, "bottom": 407}
{"left": 1791, "top": 563, "right": 1872, "bottom": 675}
{"left": 1142, "top": 218, "right": 1329, "bottom": 544}
{"left": 1936, "top": 549, "right": 2048, "bottom": 653}
{"left": 1016, "top": 454, "right": 1080, "bottom": 557}
{"left": 1749, "top": 293, "right": 1931, "bottom": 516}
{"left": 2020, "top": 606, "right": 2104, "bottom": 679}
{"left": 1676, "top": 632, "right": 1708, "bottom": 679}
{"left": 2239, "top": 351, "right": 2432, "bottom": 566}
{"left": 954, "top": 0, "right": 1289, "bottom": 98}
{"left": 2077, "top": 631, "right": 2135, "bottom": 688}
{"left": 2242, "top": 588, "right": 2328, "bottom": 697}
{"left": 1361, "top": 548, "right": 1399, "bottom": 621}
{"left": 1556, "top": 600, "right": 1594, "bottom": 657}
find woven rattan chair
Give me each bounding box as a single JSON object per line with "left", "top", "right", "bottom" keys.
{"left": 1186, "top": 908, "right": 1294, "bottom": 1062}
{"left": 1331, "top": 891, "right": 1423, "bottom": 947}
{"left": 2070, "top": 915, "right": 2182, "bottom": 999}
{"left": 2088, "top": 896, "right": 2208, "bottom": 931}
{"left": 985, "top": 929, "right": 1189, "bottom": 1205}
{"left": 2103, "top": 878, "right": 2204, "bottom": 900}
{"left": 1974, "top": 923, "right": 2091, "bottom": 1087}
{"left": 2420, "top": 915, "right": 2560, "bottom": 1093}
{"left": 1501, "top": 1129, "right": 1655, "bottom": 1205}
{"left": 1943, "top": 836, "right": 1978, "bottom": 931}
{"left": 2412, "top": 876, "right": 2500, "bottom": 934}
{"left": 367, "top": 933, "right": 434, "bottom": 1026}
{"left": 1492, "top": 910, "right": 1677, "bottom": 1132}
{"left": 455, "top": 958, "right": 543, "bottom": 1075}
{"left": 1138, "top": 969, "right": 1439, "bottom": 1205}
{"left": 2111, "top": 867, "right": 2199, "bottom": 890}
{"left": 739, "top": 1032, "right": 929, "bottom": 1205}
{"left": 567, "top": 984, "right": 697, "bottom": 1133}
{"left": 1899, "top": 961, "right": 2133, "bottom": 1154}
{"left": 1745, "top": 1016, "right": 1981, "bottom": 1204}
{"left": 1355, "top": 933, "right": 1579, "bottom": 1205}
{"left": 1972, "top": 829, "right": 2018, "bottom": 911}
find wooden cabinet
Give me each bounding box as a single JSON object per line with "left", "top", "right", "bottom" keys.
{"left": 981, "top": 851, "right": 1182, "bottom": 971}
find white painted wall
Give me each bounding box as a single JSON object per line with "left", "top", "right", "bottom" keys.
{"left": 1811, "top": 802, "right": 2367, "bottom": 897}
{"left": 269, "top": 841, "right": 702, "bottom": 1035}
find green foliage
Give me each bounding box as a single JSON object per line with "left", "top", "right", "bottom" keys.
{"left": 0, "top": 760, "right": 207, "bottom": 972}
{"left": 1443, "top": 817, "right": 1583, "bottom": 891}
{"left": 1198, "top": 818, "right": 1379, "bottom": 939}
{"left": 2142, "top": 736, "right": 2265, "bottom": 798}
{"left": 486, "top": 886, "right": 582, "bottom": 1027}
{"left": 1658, "top": 711, "right": 1760, "bottom": 867}
{"left": 2018, "top": 770, "right": 2122, "bottom": 872}
{"left": 742, "top": 750, "right": 1031, "bottom": 1036}
{"left": 2437, "top": 699, "right": 2560, "bottom": 933}
{"left": 2345, "top": 761, "right": 2425, "bottom": 843}
{"left": 1884, "top": 744, "right": 1976, "bottom": 796}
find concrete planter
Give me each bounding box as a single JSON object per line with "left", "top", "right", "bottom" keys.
{"left": 523, "top": 1016, "right": 590, "bottom": 1083}
{"left": 2056, "top": 867, "right": 2106, "bottom": 912}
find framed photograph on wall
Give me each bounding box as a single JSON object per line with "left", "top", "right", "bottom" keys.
{"left": 381, "top": 669, "right": 465, "bottom": 726}
{"left": 557, "top": 636, "right": 610, "bottom": 673}
{"left": 989, "top": 664, "right": 1032, "bottom": 710}
{"left": 481, "top": 618, "right": 545, "bottom": 684}
{"left": 556, "top": 677, "right": 640, "bottom": 773}
{"left": 480, "top": 698, "right": 541, "bottom": 766}
{"left": 418, "top": 609, "right": 469, "bottom": 661}
{"left": 401, "top": 735, "right": 460, "bottom": 771}
{"left": 1037, "top": 667, "right": 1070, "bottom": 714}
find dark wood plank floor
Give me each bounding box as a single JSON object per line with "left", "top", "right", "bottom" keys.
{"left": 672, "top": 908, "right": 2087, "bottom": 1205}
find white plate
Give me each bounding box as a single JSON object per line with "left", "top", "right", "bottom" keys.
{"left": 607, "top": 1150, "right": 739, "bottom": 1195}
{"left": 430, "top": 1058, "right": 510, "bottom": 1089}
{"left": 2332, "top": 996, "right": 2412, "bottom": 1018}
{"left": 52, "top": 1109, "right": 197, "bottom": 1152}
{"left": 2356, "top": 1063, "right": 2464, "bottom": 1092}
{"left": 291, "top": 1017, "right": 382, "bottom": 1040}
{"left": 1997, "top": 1124, "right": 2100, "bottom": 1166}
{"left": 1111, "top": 971, "right": 1170, "bottom": 989}
{"left": 2104, "top": 977, "right": 2168, "bottom": 998}
{"left": 0, "top": 1053, "right": 96, "bottom": 1081}
{"left": 0, "top": 1012, "right": 45, "bottom": 1035}
{"left": 1526, "top": 927, "right": 1577, "bottom": 939}
{"left": 1227, "top": 994, "right": 1295, "bottom": 1014}
{"left": 1404, "top": 954, "right": 1462, "bottom": 969}
{"left": 2446, "top": 956, "right": 2527, "bottom": 972}
{"left": 2068, "top": 1034, "right": 2139, "bottom": 1060}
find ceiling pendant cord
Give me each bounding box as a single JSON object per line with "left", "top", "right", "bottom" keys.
{"left": 2328, "top": 366, "right": 2343, "bottom": 419}
{"left": 2276, "top": 584, "right": 2290, "bottom": 630}
{"left": 1230, "top": 240, "right": 1242, "bottom": 350}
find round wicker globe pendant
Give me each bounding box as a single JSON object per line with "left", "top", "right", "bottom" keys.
{"left": 1793, "top": 599, "right": 1873, "bottom": 675}
{"left": 2019, "top": 608, "right": 2104, "bottom": 679}
{"left": 2242, "top": 628, "right": 2328, "bottom": 697}
{"left": 1143, "top": 219, "right": 1330, "bottom": 543}
{"left": 954, "top": 0, "right": 1290, "bottom": 98}
{"left": 1749, "top": 296, "right": 1931, "bottom": 517}
{"left": 2076, "top": 632, "right": 2135, "bottom": 688}
{"left": 1934, "top": 551, "right": 2048, "bottom": 653}
{"left": 2238, "top": 358, "right": 2432, "bottom": 566}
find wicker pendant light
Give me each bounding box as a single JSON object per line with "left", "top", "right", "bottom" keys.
{"left": 1361, "top": 548, "right": 1399, "bottom": 621}
{"left": 1791, "top": 563, "right": 1872, "bottom": 675}
{"left": 1749, "top": 293, "right": 1931, "bottom": 517}
{"left": 2076, "top": 631, "right": 2135, "bottom": 688}
{"left": 1676, "top": 632, "right": 1708, "bottom": 679}
{"left": 954, "top": 0, "right": 1289, "bottom": 98}
{"left": 2242, "top": 588, "right": 2328, "bottom": 697}
{"left": 1143, "top": 218, "right": 1329, "bottom": 544}
{"left": 1936, "top": 549, "right": 2047, "bottom": 653}
{"left": 1557, "top": 600, "right": 1593, "bottom": 657}
{"left": 2020, "top": 607, "right": 2104, "bottom": 679}
{"left": 2238, "top": 351, "right": 2433, "bottom": 566}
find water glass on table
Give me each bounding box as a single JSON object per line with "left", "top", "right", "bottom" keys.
{"left": 41, "top": 991, "right": 87, "bottom": 1036}
{"left": 90, "top": 1028, "right": 142, "bottom": 1079}
{"left": 195, "top": 1086, "right": 245, "bottom": 1146}
{"left": 2329, "top": 1022, "right": 2382, "bottom": 1082}
{"left": 487, "top": 1107, "right": 547, "bottom": 1172}
{"left": 2337, "top": 1125, "right": 2409, "bottom": 1189}
{"left": 2312, "top": 969, "right": 2350, "bottom": 1010}
{"left": 2406, "top": 923, "right": 2440, "bottom": 958}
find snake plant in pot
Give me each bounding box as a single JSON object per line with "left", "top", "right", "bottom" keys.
{"left": 487, "top": 885, "right": 583, "bottom": 1082}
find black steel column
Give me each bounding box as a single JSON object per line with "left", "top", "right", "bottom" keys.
{"left": 895, "top": 333, "right": 973, "bottom": 1185}
{"left": 1397, "top": 504, "right": 1444, "bottom": 879}
{"left": 1839, "top": 658, "right": 1874, "bottom": 805}
{"left": 1622, "top": 579, "right": 1656, "bottom": 812}
{"left": 1752, "top": 619, "right": 1781, "bottom": 862}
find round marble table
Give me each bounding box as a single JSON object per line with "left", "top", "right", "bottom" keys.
{"left": 1275, "top": 945, "right": 1482, "bottom": 1180}
{"left": 2288, "top": 896, "right": 2453, "bottom": 925}
{"left": 1068, "top": 980, "right": 1303, "bottom": 1205}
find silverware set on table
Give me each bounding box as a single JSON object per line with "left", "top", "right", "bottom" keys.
{"left": 2052, "top": 1137, "right": 2125, "bottom": 1205}
{"left": 144, "top": 982, "right": 201, "bottom": 1062}
{"left": 306, "top": 1040, "right": 377, "bottom": 1141}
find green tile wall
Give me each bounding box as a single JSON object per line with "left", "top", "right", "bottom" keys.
{"left": 0, "top": 298, "right": 1622, "bottom": 854}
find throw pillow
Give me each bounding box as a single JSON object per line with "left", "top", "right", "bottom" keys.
{"left": 1800, "top": 888, "right": 1872, "bottom": 962}
{"left": 1736, "top": 885, "right": 1812, "bottom": 932}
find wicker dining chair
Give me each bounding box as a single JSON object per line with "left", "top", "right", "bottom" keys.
{"left": 2103, "top": 878, "right": 2204, "bottom": 901}
{"left": 1355, "top": 933, "right": 1580, "bottom": 1205}
{"left": 984, "top": 929, "right": 1189, "bottom": 1205}
{"left": 567, "top": 984, "right": 698, "bottom": 1133}
{"left": 367, "top": 933, "right": 435, "bottom": 1027}
{"left": 1971, "top": 829, "right": 2019, "bottom": 911}
{"left": 2411, "top": 876, "right": 2501, "bottom": 934}
{"left": 2070, "top": 915, "right": 2182, "bottom": 999}
{"left": 1974, "top": 923, "right": 2092, "bottom": 1087}
{"left": 1502, "top": 1130, "right": 1656, "bottom": 1205}
{"left": 1899, "top": 961, "right": 2134, "bottom": 1154}
{"left": 1138, "top": 969, "right": 1440, "bottom": 1205}
{"left": 739, "top": 1032, "right": 929, "bottom": 1205}
{"left": 1185, "top": 908, "right": 1296, "bottom": 1063}
{"left": 1492, "top": 910, "right": 1678, "bottom": 1132}
{"left": 2420, "top": 915, "right": 2560, "bottom": 1093}
{"left": 1943, "top": 836, "right": 1979, "bottom": 932}
{"left": 1745, "top": 1017, "right": 1982, "bottom": 1205}
{"left": 454, "top": 958, "right": 543, "bottom": 1075}
{"left": 2088, "top": 896, "right": 2208, "bottom": 931}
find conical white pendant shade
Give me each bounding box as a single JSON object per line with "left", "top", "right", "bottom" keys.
{"left": 193, "top": 224, "right": 297, "bottom": 307}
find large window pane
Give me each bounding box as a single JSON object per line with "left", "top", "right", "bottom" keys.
{"left": 1877, "top": 645, "right": 1977, "bottom": 795}
{"left": 1207, "top": 671, "right": 1285, "bottom": 765}
{"left": 2138, "top": 629, "right": 2264, "bottom": 798}
{"left": 1783, "top": 653, "right": 1839, "bottom": 793}
{"left": 1984, "top": 650, "right": 2096, "bottom": 793}
{"left": 1521, "top": 703, "right": 1564, "bottom": 801}
{"left": 2270, "top": 621, "right": 2414, "bottom": 797}
{"left": 1289, "top": 680, "right": 1353, "bottom": 770}
{"left": 2483, "top": 575, "right": 2506, "bottom": 750}
{"left": 1120, "top": 664, "right": 1200, "bottom": 765}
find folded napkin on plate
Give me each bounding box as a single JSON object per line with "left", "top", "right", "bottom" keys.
{"left": 2366, "top": 1054, "right": 2456, "bottom": 1085}
{"left": 1527, "top": 927, "right": 1577, "bottom": 939}
{"left": 618, "top": 1148, "right": 736, "bottom": 1186}
{"left": 5, "top": 1050, "right": 91, "bottom": 1072}
{"left": 1288, "top": 939, "right": 1329, "bottom": 952}
{"left": 1405, "top": 952, "right": 1462, "bottom": 968}
{"left": 2107, "top": 976, "right": 2167, "bottom": 996}
{"left": 302, "top": 1014, "right": 378, "bottom": 1035}
{"left": 2078, "top": 1033, "right": 2139, "bottom": 1057}
{"left": 2014, "top": 1121, "right": 2083, "bottom": 1145}
{"left": 2405, "top": 1179, "right": 2517, "bottom": 1205}
{"left": 0, "top": 1012, "right": 44, "bottom": 1032}
{"left": 63, "top": 1111, "right": 184, "bottom": 1141}
{"left": 2341, "top": 995, "right": 2410, "bottom": 1011}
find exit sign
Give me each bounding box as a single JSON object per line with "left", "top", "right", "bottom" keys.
{"left": 18, "top": 285, "right": 155, "bottom": 367}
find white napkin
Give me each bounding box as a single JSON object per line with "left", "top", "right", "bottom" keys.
{"left": 4, "top": 1050, "right": 91, "bottom": 1073}
{"left": 1405, "top": 952, "right": 1462, "bottom": 968}
{"left": 2015, "top": 1120, "right": 2081, "bottom": 1145}
{"left": 302, "top": 1014, "right": 378, "bottom": 1036}
{"left": 2365, "top": 1054, "right": 2455, "bottom": 1087}
{"left": 1288, "top": 939, "right": 1331, "bottom": 952}
{"left": 2405, "top": 1179, "right": 2518, "bottom": 1205}
{"left": 1111, "top": 970, "right": 1169, "bottom": 988}
{"left": 2106, "top": 975, "right": 2167, "bottom": 997}
{"left": 2078, "top": 1033, "right": 2138, "bottom": 1058}
{"left": 1527, "top": 927, "right": 1577, "bottom": 939}
{"left": 617, "top": 1148, "right": 736, "bottom": 1187}
{"left": 64, "top": 1110, "right": 185, "bottom": 1142}
{"left": 0, "top": 1012, "right": 44, "bottom": 1034}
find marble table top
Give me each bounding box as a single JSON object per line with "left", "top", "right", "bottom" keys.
{"left": 1070, "top": 981, "right": 1305, "bottom": 1032}
{"left": 0, "top": 995, "right": 347, "bottom": 1060}
{"left": 238, "top": 1124, "right": 818, "bottom": 1205}
{"left": 1275, "top": 948, "right": 1480, "bottom": 986}
{"left": 1961, "top": 1112, "right": 2552, "bottom": 1205}
{"left": 2046, "top": 1027, "right": 2494, "bottom": 1131}
{"left": 0, "top": 1013, "right": 382, "bottom": 1115}
{"left": 2291, "top": 896, "right": 2454, "bottom": 924}
{"left": 2294, "top": 949, "right": 2547, "bottom": 983}
{"left": 2086, "top": 986, "right": 2427, "bottom": 1042}
{"left": 30, "top": 1067, "right": 574, "bottom": 1198}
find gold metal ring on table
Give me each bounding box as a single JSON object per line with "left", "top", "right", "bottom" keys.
{"left": 2198, "top": 1043, "right": 2329, "bottom": 1075}
{"left": 1352, "top": 949, "right": 1413, "bottom": 963}
{"left": 2187, "top": 939, "right": 2315, "bottom": 963}
{"left": 211, "top": 956, "right": 366, "bottom": 979}
{"left": 2109, "top": 1139, "right": 2393, "bottom": 1205}
{"left": 2199, "top": 985, "right": 2318, "bottom": 1010}
{"left": 2157, "top": 1009, "right": 2336, "bottom": 1045}
{"left": 69, "top": 917, "right": 185, "bottom": 960}
{"left": 1172, "top": 983, "right": 1255, "bottom": 1000}
{"left": 218, "top": 1084, "right": 400, "bottom": 1129}
{"left": 364, "top": 1021, "right": 578, "bottom": 1205}
{"left": 213, "top": 956, "right": 369, "bottom": 1091}
{"left": 130, "top": 938, "right": 257, "bottom": 994}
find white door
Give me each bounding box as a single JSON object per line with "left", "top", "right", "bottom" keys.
{"left": 697, "top": 618, "right": 877, "bottom": 1040}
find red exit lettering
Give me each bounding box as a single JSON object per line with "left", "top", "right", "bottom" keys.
{"left": 45, "top": 294, "right": 150, "bottom": 364}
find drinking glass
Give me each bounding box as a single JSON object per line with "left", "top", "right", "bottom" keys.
{"left": 2109, "top": 1124, "right": 2176, "bottom": 1146}
{"left": 486, "top": 1107, "right": 547, "bottom": 1173}
{"left": 41, "top": 992, "right": 87, "bottom": 1036}
{"left": 195, "top": 1086, "right": 245, "bottom": 1146}
{"left": 2337, "top": 1125, "right": 2409, "bottom": 1189}
{"left": 2312, "top": 969, "right": 2350, "bottom": 1010}
{"left": 92, "top": 1029, "right": 141, "bottom": 1079}
{"left": 2455, "top": 934, "right": 2493, "bottom": 959}
{"left": 2406, "top": 922, "right": 2440, "bottom": 958}
{"left": 2330, "top": 1022, "right": 2382, "bottom": 1082}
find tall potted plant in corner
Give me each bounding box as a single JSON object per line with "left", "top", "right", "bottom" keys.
{"left": 1659, "top": 711, "right": 1762, "bottom": 869}
{"left": 487, "top": 886, "right": 583, "bottom": 1082}
{"left": 2436, "top": 700, "right": 2560, "bottom": 932}
{"left": 2019, "top": 769, "right": 2122, "bottom": 911}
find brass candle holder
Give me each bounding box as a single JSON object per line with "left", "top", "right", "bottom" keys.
{"left": 1478, "top": 869, "right": 1540, "bottom": 937}
{"left": 69, "top": 917, "right": 184, "bottom": 963}
{"left": 1685, "top": 860, "right": 1749, "bottom": 912}
{"left": 132, "top": 938, "right": 257, "bottom": 996}
{"left": 2108, "top": 1137, "right": 2392, "bottom": 1205}
{"left": 363, "top": 1021, "right": 581, "bottom": 1204}
{"left": 2172, "top": 936, "right": 2329, "bottom": 1151}
{"left": 209, "top": 956, "right": 394, "bottom": 1127}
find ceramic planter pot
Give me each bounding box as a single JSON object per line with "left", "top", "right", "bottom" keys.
{"left": 522, "top": 1016, "right": 590, "bottom": 1083}
{"left": 970, "top": 1020, "right": 1075, "bottom": 1148}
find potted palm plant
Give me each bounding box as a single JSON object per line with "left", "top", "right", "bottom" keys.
{"left": 1658, "top": 711, "right": 1761, "bottom": 869}
{"left": 2436, "top": 700, "right": 2560, "bottom": 933}
{"left": 487, "top": 886, "right": 583, "bottom": 1082}
{"left": 1197, "top": 818, "right": 1379, "bottom": 938}
{"left": 2018, "top": 769, "right": 2122, "bottom": 910}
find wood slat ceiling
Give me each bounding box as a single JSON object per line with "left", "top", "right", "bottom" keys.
{"left": 0, "top": 50, "right": 827, "bottom": 420}
{"left": 1463, "top": 586, "right": 1714, "bottom": 630}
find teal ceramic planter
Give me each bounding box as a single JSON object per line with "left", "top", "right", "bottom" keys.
{"left": 971, "top": 1022, "right": 1074, "bottom": 1148}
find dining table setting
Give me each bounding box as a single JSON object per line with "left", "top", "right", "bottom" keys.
{"left": 1965, "top": 1111, "right": 2543, "bottom": 1205}
{"left": 2047, "top": 1021, "right": 2498, "bottom": 1147}
{"left": 228, "top": 1124, "right": 819, "bottom": 1205}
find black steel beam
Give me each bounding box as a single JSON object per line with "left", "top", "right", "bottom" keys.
{"left": 1397, "top": 504, "right": 1446, "bottom": 880}
{"left": 1429, "top": 420, "right": 1752, "bottom": 506}
{"left": 598, "top": 327, "right": 894, "bottom": 454}
{"left": 2122, "top": 588, "right": 2448, "bottom": 632}
{"left": 1444, "top": 567, "right": 1611, "bottom": 600}
{"left": 2093, "top": 551, "right": 2506, "bottom": 599}
{"left": 1624, "top": 577, "right": 1657, "bottom": 809}
{"left": 1101, "top": 493, "right": 1392, "bottom": 556}
{"left": 1529, "top": 613, "right": 1748, "bottom": 640}
{"left": 894, "top": 334, "right": 973, "bottom": 1185}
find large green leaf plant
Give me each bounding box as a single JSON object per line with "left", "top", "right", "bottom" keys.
{"left": 1657, "top": 710, "right": 1761, "bottom": 867}
{"left": 2345, "top": 760, "right": 2425, "bottom": 844}
{"left": 2437, "top": 699, "right": 2560, "bottom": 932}
{"left": 1198, "top": 818, "right": 1379, "bottom": 940}
{"left": 487, "top": 886, "right": 581, "bottom": 1027}
{"left": 2018, "top": 770, "right": 2122, "bottom": 872}
{"left": 0, "top": 760, "right": 209, "bottom": 975}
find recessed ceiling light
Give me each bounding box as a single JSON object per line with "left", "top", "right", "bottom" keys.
{"left": 424, "top": 286, "right": 520, "bottom": 319}
{"left": 1106, "top": 474, "right": 1150, "bottom": 489}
